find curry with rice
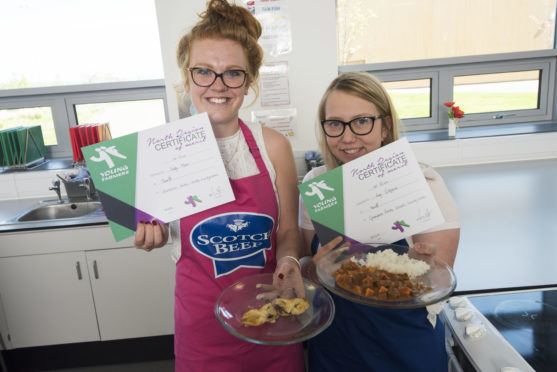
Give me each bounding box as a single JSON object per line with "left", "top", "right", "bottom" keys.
{"left": 333, "top": 261, "right": 431, "bottom": 301}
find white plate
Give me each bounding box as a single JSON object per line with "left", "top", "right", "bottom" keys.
{"left": 215, "top": 273, "right": 335, "bottom": 345}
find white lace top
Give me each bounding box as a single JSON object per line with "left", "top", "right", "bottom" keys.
{"left": 216, "top": 122, "right": 276, "bottom": 185}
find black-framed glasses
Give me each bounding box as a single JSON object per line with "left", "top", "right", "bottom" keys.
{"left": 321, "top": 115, "right": 384, "bottom": 137}
{"left": 188, "top": 67, "right": 247, "bottom": 88}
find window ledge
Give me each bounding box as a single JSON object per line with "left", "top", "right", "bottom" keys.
{"left": 404, "top": 122, "right": 557, "bottom": 143}
{"left": 405, "top": 122, "right": 557, "bottom": 167}
{"left": 0, "top": 158, "right": 74, "bottom": 175}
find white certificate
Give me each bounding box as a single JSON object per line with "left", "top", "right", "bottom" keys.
{"left": 83, "top": 113, "right": 235, "bottom": 241}
{"left": 299, "top": 138, "right": 444, "bottom": 245}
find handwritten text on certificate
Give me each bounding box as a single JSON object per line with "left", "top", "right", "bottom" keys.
{"left": 299, "top": 138, "right": 444, "bottom": 244}
{"left": 344, "top": 138, "right": 444, "bottom": 243}
{"left": 135, "top": 113, "right": 234, "bottom": 222}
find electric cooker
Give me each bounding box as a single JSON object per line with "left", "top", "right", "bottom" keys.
{"left": 442, "top": 287, "right": 557, "bottom": 371}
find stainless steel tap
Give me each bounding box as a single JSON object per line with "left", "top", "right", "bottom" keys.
{"left": 49, "top": 179, "right": 63, "bottom": 203}
{"left": 80, "top": 179, "right": 92, "bottom": 201}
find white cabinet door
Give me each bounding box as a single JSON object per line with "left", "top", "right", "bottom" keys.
{"left": 86, "top": 247, "right": 175, "bottom": 341}
{"left": 0, "top": 252, "right": 99, "bottom": 348}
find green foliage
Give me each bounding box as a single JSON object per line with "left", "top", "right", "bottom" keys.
{"left": 389, "top": 92, "right": 538, "bottom": 119}
{"left": 454, "top": 92, "right": 538, "bottom": 113}
{"left": 0, "top": 75, "right": 31, "bottom": 89}
{"left": 0, "top": 107, "right": 57, "bottom": 145}
{"left": 389, "top": 92, "right": 430, "bottom": 119}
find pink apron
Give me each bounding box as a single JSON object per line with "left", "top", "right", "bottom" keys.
{"left": 175, "top": 120, "right": 304, "bottom": 372}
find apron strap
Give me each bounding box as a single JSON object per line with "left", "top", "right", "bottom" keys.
{"left": 238, "top": 119, "right": 267, "bottom": 175}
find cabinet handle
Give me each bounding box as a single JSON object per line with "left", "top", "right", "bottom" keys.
{"left": 76, "top": 261, "right": 83, "bottom": 280}
{"left": 93, "top": 260, "right": 99, "bottom": 279}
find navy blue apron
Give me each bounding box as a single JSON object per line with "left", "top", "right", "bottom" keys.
{"left": 308, "top": 236, "right": 448, "bottom": 372}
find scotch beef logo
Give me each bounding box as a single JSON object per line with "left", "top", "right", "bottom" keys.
{"left": 190, "top": 212, "right": 274, "bottom": 277}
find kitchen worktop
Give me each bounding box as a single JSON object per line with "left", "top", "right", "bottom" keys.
{"left": 0, "top": 158, "right": 74, "bottom": 175}
{"left": 437, "top": 158, "right": 557, "bottom": 293}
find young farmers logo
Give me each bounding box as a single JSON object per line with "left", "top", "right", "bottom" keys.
{"left": 392, "top": 220, "right": 410, "bottom": 232}
{"left": 305, "top": 180, "right": 334, "bottom": 201}
{"left": 88, "top": 145, "right": 130, "bottom": 182}
{"left": 184, "top": 195, "right": 202, "bottom": 208}
{"left": 304, "top": 180, "right": 338, "bottom": 213}
{"left": 298, "top": 166, "right": 345, "bottom": 242}
{"left": 89, "top": 146, "right": 127, "bottom": 168}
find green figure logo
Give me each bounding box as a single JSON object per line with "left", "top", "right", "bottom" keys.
{"left": 304, "top": 180, "right": 334, "bottom": 201}
{"left": 89, "top": 146, "right": 127, "bottom": 168}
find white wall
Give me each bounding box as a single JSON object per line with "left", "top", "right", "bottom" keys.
{"left": 154, "top": 0, "right": 338, "bottom": 175}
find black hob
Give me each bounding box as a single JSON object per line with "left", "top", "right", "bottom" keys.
{"left": 468, "top": 289, "right": 557, "bottom": 372}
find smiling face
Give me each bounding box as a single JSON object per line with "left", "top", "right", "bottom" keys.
{"left": 186, "top": 38, "right": 249, "bottom": 136}
{"left": 323, "top": 90, "right": 390, "bottom": 164}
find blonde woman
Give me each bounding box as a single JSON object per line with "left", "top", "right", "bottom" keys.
{"left": 299, "top": 72, "right": 460, "bottom": 371}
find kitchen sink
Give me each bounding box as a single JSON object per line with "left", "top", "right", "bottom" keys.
{"left": 16, "top": 201, "right": 103, "bottom": 222}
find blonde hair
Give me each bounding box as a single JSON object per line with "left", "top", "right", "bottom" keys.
{"left": 317, "top": 72, "right": 403, "bottom": 169}
{"left": 176, "top": 0, "right": 264, "bottom": 98}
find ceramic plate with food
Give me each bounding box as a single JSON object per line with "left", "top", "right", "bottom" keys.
{"left": 215, "top": 273, "right": 335, "bottom": 345}
{"left": 316, "top": 243, "right": 456, "bottom": 309}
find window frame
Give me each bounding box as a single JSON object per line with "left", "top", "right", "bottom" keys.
{"left": 376, "top": 71, "right": 439, "bottom": 130}
{"left": 339, "top": 50, "right": 557, "bottom": 133}
{"left": 0, "top": 96, "right": 70, "bottom": 158}
{"left": 447, "top": 60, "right": 553, "bottom": 126}
{"left": 0, "top": 80, "right": 167, "bottom": 159}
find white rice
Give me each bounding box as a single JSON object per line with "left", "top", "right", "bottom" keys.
{"left": 350, "top": 248, "right": 430, "bottom": 279}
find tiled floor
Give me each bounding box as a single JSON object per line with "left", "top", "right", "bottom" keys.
{"left": 0, "top": 358, "right": 174, "bottom": 372}
{"left": 1, "top": 335, "right": 174, "bottom": 372}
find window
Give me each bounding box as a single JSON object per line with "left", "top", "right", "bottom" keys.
{"left": 75, "top": 99, "right": 166, "bottom": 139}
{"left": 0, "top": 0, "right": 166, "bottom": 162}
{"left": 0, "top": 107, "right": 56, "bottom": 145}
{"left": 342, "top": 53, "right": 555, "bottom": 131}
{"left": 0, "top": 0, "right": 163, "bottom": 89}
{"left": 337, "top": 0, "right": 556, "bottom": 65}
{"left": 453, "top": 71, "right": 540, "bottom": 114}
{"left": 338, "top": 0, "right": 557, "bottom": 134}
{"left": 0, "top": 82, "right": 167, "bottom": 159}
{"left": 382, "top": 79, "right": 431, "bottom": 120}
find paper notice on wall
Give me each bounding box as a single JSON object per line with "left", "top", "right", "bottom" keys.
{"left": 260, "top": 61, "right": 290, "bottom": 107}
{"left": 243, "top": 0, "right": 292, "bottom": 56}
{"left": 252, "top": 108, "right": 297, "bottom": 138}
